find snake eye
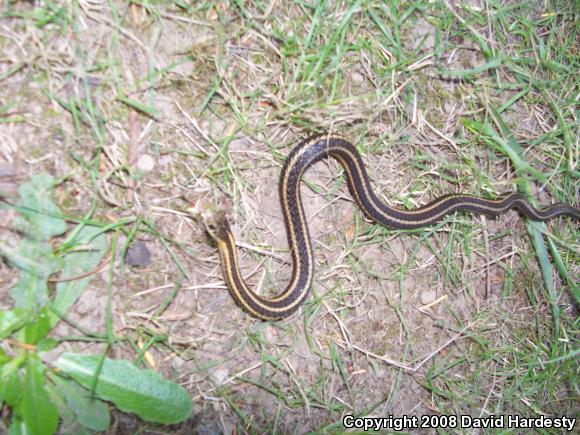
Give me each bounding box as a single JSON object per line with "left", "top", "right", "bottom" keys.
{"left": 205, "top": 223, "right": 217, "bottom": 237}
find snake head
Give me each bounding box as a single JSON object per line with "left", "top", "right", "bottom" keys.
{"left": 200, "top": 208, "right": 231, "bottom": 242}
{"left": 184, "top": 200, "right": 231, "bottom": 242}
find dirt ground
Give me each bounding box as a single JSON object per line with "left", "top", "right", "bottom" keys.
{"left": 1, "top": 1, "right": 578, "bottom": 433}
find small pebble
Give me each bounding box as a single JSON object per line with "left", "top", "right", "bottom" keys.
{"left": 210, "top": 368, "right": 229, "bottom": 386}
{"left": 125, "top": 240, "right": 151, "bottom": 267}
{"left": 136, "top": 154, "right": 155, "bottom": 172}
{"left": 351, "top": 71, "right": 365, "bottom": 83}
{"left": 420, "top": 289, "right": 437, "bottom": 305}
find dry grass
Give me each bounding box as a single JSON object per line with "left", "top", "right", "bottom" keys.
{"left": 1, "top": 0, "right": 578, "bottom": 433}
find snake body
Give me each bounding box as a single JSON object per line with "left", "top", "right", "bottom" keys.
{"left": 204, "top": 135, "right": 580, "bottom": 320}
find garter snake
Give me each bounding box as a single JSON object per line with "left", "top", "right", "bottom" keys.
{"left": 202, "top": 134, "right": 580, "bottom": 320}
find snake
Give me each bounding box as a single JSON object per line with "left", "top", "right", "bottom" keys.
{"left": 202, "top": 134, "right": 580, "bottom": 320}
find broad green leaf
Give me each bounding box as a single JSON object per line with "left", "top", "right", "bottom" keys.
{"left": 51, "top": 375, "right": 110, "bottom": 431}
{"left": 0, "top": 239, "right": 60, "bottom": 275}
{"left": 7, "top": 418, "right": 27, "bottom": 435}
{"left": 13, "top": 173, "right": 66, "bottom": 241}
{"left": 50, "top": 225, "right": 107, "bottom": 328}
{"left": 0, "top": 308, "right": 31, "bottom": 340}
{"left": 0, "top": 173, "right": 66, "bottom": 311}
{"left": 22, "top": 359, "right": 58, "bottom": 435}
{"left": 4, "top": 239, "right": 63, "bottom": 310}
{"left": 24, "top": 307, "right": 51, "bottom": 344}
{"left": 44, "top": 379, "right": 84, "bottom": 434}
{"left": 0, "top": 369, "right": 23, "bottom": 408}
{"left": 1, "top": 353, "right": 27, "bottom": 409}
{"left": 36, "top": 338, "right": 58, "bottom": 352}
{"left": 55, "top": 353, "right": 192, "bottom": 424}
